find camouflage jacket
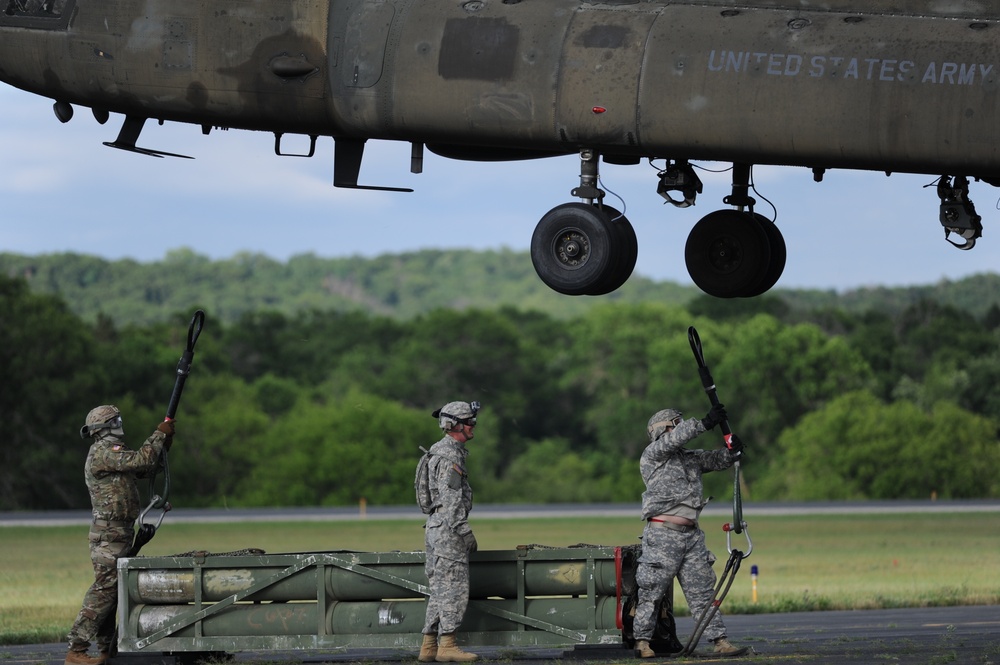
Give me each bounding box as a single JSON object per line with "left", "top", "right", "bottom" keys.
{"left": 85, "top": 430, "right": 167, "bottom": 524}
{"left": 424, "top": 434, "right": 474, "bottom": 538}
{"left": 639, "top": 417, "right": 734, "bottom": 521}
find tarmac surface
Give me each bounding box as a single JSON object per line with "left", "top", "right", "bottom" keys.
{"left": 8, "top": 605, "right": 999, "bottom": 665}
{"left": 7, "top": 505, "right": 999, "bottom": 664}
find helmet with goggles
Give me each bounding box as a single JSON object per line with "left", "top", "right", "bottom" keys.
{"left": 80, "top": 405, "right": 123, "bottom": 439}
{"left": 432, "top": 401, "right": 481, "bottom": 431}
{"left": 647, "top": 408, "right": 682, "bottom": 440}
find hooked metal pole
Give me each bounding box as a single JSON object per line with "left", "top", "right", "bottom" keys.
{"left": 688, "top": 326, "right": 747, "bottom": 536}
{"left": 134, "top": 309, "right": 206, "bottom": 553}
{"left": 166, "top": 309, "right": 205, "bottom": 421}
{"left": 683, "top": 326, "right": 751, "bottom": 654}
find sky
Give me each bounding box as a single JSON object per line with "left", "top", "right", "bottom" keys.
{"left": 3, "top": 84, "right": 1000, "bottom": 293}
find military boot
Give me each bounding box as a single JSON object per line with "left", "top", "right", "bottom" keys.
{"left": 633, "top": 639, "right": 655, "bottom": 658}
{"left": 712, "top": 637, "right": 749, "bottom": 657}
{"left": 64, "top": 651, "right": 104, "bottom": 665}
{"left": 418, "top": 634, "right": 438, "bottom": 662}
{"left": 435, "top": 634, "right": 478, "bottom": 662}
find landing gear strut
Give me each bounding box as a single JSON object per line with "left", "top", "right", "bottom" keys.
{"left": 683, "top": 163, "right": 786, "bottom": 298}
{"left": 530, "top": 150, "right": 638, "bottom": 296}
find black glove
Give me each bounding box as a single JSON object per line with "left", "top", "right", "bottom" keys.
{"left": 701, "top": 403, "right": 727, "bottom": 430}
{"left": 462, "top": 531, "right": 478, "bottom": 553}
{"left": 728, "top": 434, "right": 744, "bottom": 460}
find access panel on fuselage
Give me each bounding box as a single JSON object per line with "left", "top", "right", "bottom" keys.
{"left": 330, "top": 0, "right": 573, "bottom": 148}
{"left": 554, "top": 4, "right": 658, "bottom": 150}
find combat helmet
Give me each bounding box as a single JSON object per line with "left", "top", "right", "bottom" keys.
{"left": 80, "top": 404, "right": 122, "bottom": 439}
{"left": 432, "top": 401, "right": 481, "bottom": 431}
{"left": 647, "top": 408, "right": 682, "bottom": 440}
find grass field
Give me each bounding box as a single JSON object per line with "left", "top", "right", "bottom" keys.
{"left": 2, "top": 511, "right": 998, "bottom": 646}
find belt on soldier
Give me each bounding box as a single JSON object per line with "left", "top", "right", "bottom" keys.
{"left": 648, "top": 517, "right": 697, "bottom": 533}
{"left": 93, "top": 518, "right": 130, "bottom": 528}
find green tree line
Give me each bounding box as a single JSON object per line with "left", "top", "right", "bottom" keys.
{"left": 6, "top": 249, "right": 1000, "bottom": 326}
{"left": 2, "top": 269, "right": 998, "bottom": 511}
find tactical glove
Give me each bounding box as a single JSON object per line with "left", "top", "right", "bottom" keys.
{"left": 157, "top": 420, "right": 175, "bottom": 437}
{"left": 701, "top": 403, "right": 727, "bottom": 430}
{"left": 462, "top": 531, "right": 478, "bottom": 553}
{"left": 728, "top": 434, "right": 744, "bottom": 460}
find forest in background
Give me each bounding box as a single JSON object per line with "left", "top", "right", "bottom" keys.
{"left": 2, "top": 250, "right": 999, "bottom": 511}
{"left": 5, "top": 248, "right": 1000, "bottom": 326}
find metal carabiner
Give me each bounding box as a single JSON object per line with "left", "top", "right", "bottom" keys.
{"left": 138, "top": 494, "right": 171, "bottom": 530}
{"left": 138, "top": 449, "right": 171, "bottom": 529}
{"left": 724, "top": 521, "right": 753, "bottom": 559}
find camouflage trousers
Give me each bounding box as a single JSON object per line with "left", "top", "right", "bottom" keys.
{"left": 67, "top": 526, "right": 132, "bottom": 652}
{"left": 633, "top": 523, "right": 726, "bottom": 643}
{"left": 422, "top": 529, "right": 470, "bottom": 635}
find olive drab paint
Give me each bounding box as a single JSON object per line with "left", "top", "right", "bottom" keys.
{"left": 1, "top": 1, "right": 997, "bottom": 297}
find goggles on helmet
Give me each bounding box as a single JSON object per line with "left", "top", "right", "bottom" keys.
{"left": 461, "top": 400, "right": 481, "bottom": 426}
{"left": 80, "top": 413, "right": 123, "bottom": 439}
{"left": 441, "top": 413, "right": 477, "bottom": 427}
{"left": 437, "top": 401, "right": 481, "bottom": 427}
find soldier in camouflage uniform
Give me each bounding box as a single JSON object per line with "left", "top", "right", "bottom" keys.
{"left": 65, "top": 405, "right": 174, "bottom": 665}
{"left": 632, "top": 404, "right": 746, "bottom": 658}
{"left": 418, "top": 401, "right": 480, "bottom": 663}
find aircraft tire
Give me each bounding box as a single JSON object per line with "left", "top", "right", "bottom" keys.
{"left": 531, "top": 203, "right": 615, "bottom": 296}
{"left": 684, "top": 210, "right": 771, "bottom": 298}
{"left": 743, "top": 213, "right": 786, "bottom": 297}
{"left": 586, "top": 204, "right": 637, "bottom": 296}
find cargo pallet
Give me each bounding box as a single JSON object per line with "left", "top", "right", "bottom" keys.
{"left": 115, "top": 544, "right": 679, "bottom": 661}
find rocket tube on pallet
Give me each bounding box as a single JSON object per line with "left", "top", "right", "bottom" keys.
{"left": 130, "top": 596, "right": 622, "bottom": 637}
{"left": 130, "top": 559, "right": 620, "bottom": 604}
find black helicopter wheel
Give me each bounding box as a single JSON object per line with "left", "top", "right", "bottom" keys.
{"left": 684, "top": 209, "right": 771, "bottom": 298}
{"left": 531, "top": 202, "right": 615, "bottom": 295}
{"left": 587, "top": 204, "right": 637, "bottom": 296}
{"left": 743, "top": 213, "right": 786, "bottom": 297}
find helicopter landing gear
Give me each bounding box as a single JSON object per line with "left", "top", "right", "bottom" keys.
{"left": 683, "top": 163, "right": 786, "bottom": 298}
{"left": 530, "top": 202, "right": 638, "bottom": 296}
{"left": 530, "top": 150, "right": 638, "bottom": 296}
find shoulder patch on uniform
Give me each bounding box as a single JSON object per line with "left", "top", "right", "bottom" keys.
{"left": 112, "top": 444, "right": 123, "bottom": 451}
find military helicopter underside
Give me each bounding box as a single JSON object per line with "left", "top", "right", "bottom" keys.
{"left": 528, "top": 151, "right": 985, "bottom": 298}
